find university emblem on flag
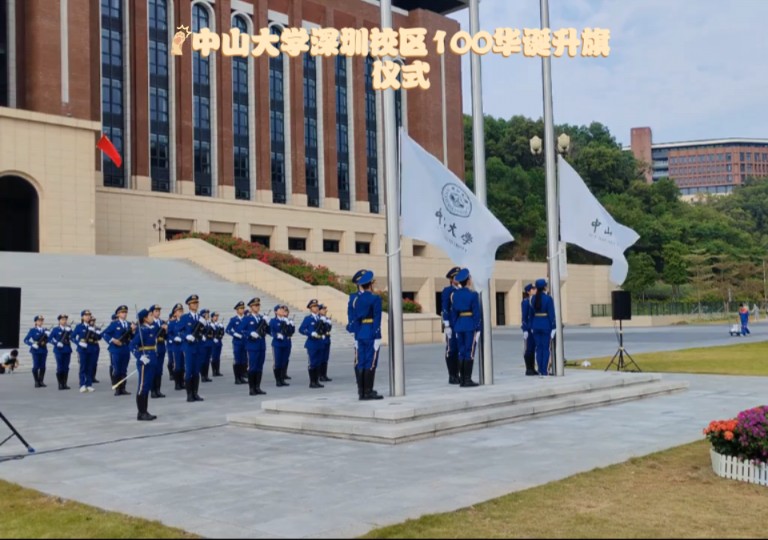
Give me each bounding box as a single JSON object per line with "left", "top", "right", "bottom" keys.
{"left": 441, "top": 184, "right": 472, "bottom": 217}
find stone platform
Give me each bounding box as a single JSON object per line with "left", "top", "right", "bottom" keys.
{"left": 227, "top": 372, "right": 689, "bottom": 444}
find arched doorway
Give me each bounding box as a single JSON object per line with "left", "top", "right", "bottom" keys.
{"left": 0, "top": 176, "right": 39, "bottom": 252}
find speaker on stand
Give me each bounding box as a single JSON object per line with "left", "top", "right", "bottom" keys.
{"left": 605, "top": 290, "right": 641, "bottom": 372}
{"left": 0, "top": 287, "right": 21, "bottom": 350}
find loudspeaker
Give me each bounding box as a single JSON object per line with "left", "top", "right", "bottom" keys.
{"left": 611, "top": 290, "right": 632, "bottom": 321}
{"left": 0, "top": 287, "right": 22, "bottom": 349}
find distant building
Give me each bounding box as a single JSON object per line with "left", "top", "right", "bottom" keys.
{"left": 626, "top": 127, "right": 768, "bottom": 196}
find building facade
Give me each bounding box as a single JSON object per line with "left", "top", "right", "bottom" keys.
{"left": 629, "top": 127, "right": 768, "bottom": 196}
{"left": 0, "top": 0, "right": 614, "bottom": 326}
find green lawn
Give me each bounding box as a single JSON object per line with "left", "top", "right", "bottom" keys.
{"left": 363, "top": 441, "right": 768, "bottom": 539}
{"left": 576, "top": 341, "right": 768, "bottom": 376}
{"left": 0, "top": 480, "right": 197, "bottom": 539}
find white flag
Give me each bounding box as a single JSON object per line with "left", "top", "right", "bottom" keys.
{"left": 400, "top": 129, "right": 514, "bottom": 290}
{"left": 558, "top": 155, "right": 640, "bottom": 286}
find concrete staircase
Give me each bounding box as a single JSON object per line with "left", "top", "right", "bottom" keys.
{"left": 228, "top": 372, "right": 689, "bottom": 444}
{"left": 0, "top": 252, "right": 356, "bottom": 361}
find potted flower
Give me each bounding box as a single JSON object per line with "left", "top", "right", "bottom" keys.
{"left": 704, "top": 405, "right": 768, "bottom": 486}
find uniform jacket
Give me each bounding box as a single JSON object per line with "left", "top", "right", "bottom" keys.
{"left": 527, "top": 293, "right": 556, "bottom": 332}
{"left": 299, "top": 314, "right": 325, "bottom": 351}
{"left": 270, "top": 317, "right": 291, "bottom": 348}
{"left": 441, "top": 285, "right": 458, "bottom": 326}
{"left": 449, "top": 287, "right": 482, "bottom": 332}
{"left": 24, "top": 326, "right": 49, "bottom": 354}
{"left": 102, "top": 319, "right": 133, "bottom": 354}
{"left": 352, "top": 291, "right": 382, "bottom": 341}
{"left": 239, "top": 313, "right": 268, "bottom": 351}
{"left": 49, "top": 325, "right": 73, "bottom": 354}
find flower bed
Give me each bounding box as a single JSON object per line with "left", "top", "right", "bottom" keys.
{"left": 173, "top": 233, "right": 423, "bottom": 313}
{"left": 704, "top": 405, "right": 768, "bottom": 487}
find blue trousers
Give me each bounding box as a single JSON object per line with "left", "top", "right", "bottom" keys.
{"left": 525, "top": 333, "right": 536, "bottom": 357}
{"left": 307, "top": 347, "right": 324, "bottom": 369}
{"left": 166, "top": 347, "right": 175, "bottom": 371}
{"left": 322, "top": 341, "right": 331, "bottom": 365}
{"left": 272, "top": 345, "right": 290, "bottom": 370}
{"left": 201, "top": 345, "right": 213, "bottom": 374}
{"left": 136, "top": 357, "right": 157, "bottom": 396}
{"left": 183, "top": 343, "right": 201, "bottom": 381}
{"left": 741, "top": 323, "right": 750, "bottom": 335}
{"left": 213, "top": 342, "right": 223, "bottom": 362}
{"left": 533, "top": 330, "right": 551, "bottom": 375}
{"left": 78, "top": 349, "right": 96, "bottom": 387}
{"left": 246, "top": 347, "right": 266, "bottom": 373}
{"left": 445, "top": 332, "right": 459, "bottom": 362}
{"left": 111, "top": 348, "right": 131, "bottom": 380}
{"left": 456, "top": 331, "right": 477, "bottom": 362}
{"left": 31, "top": 351, "right": 47, "bottom": 370}
{"left": 157, "top": 344, "right": 167, "bottom": 370}
{"left": 232, "top": 340, "right": 246, "bottom": 366}
{"left": 54, "top": 351, "right": 71, "bottom": 374}
{"left": 173, "top": 349, "right": 185, "bottom": 373}
{"left": 356, "top": 340, "right": 380, "bottom": 371}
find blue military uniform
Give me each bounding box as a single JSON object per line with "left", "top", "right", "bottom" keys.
{"left": 299, "top": 299, "right": 326, "bottom": 389}
{"left": 449, "top": 268, "right": 481, "bottom": 387}
{"left": 441, "top": 266, "right": 462, "bottom": 385}
{"left": 318, "top": 305, "right": 333, "bottom": 383}
{"left": 168, "top": 303, "right": 186, "bottom": 391}
{"left": 72, "top": 311, "right": 100, "bottom": 392}
{"left": 102, "top": 305, "right": 133, "bottom": 396}
{"left": 149, "top": 304, "right": 167, "bottom": 398}
{"left": 269, "top": 306, "right": 292, "bottom": 387}
{"left": 527, "top": 278, "right": 556, "bottom": 376}
{"left": 347, "top": 269, "right": 368, "bottom": 397}
{"left": 238, "top": 298, "right": 268, "bottom": 395}
{"left": 24, "top": 316, "right": 49, "bottom": 388}
{"left": 178, "top": 294, "right": 205, "bottom": 402}
{"left": 352, "top": 271, "right": 384, "bottom": 400}
{"left": 210, "top": 313, "right": 224, "bottom": 377}
{"left": 91, "top": 317, "right": 102, "bottom": 384}
{"left": 49, "top": 314, "right": 73, "bottom": 390}
{"left": 199, "top": 309, "right": 214, "bottom": 383}
{"left": 521, "top": 284, "right": 538, "bottom": 376}
{"left": 226, "top": 301, "right": 248, "bottom": 385}
{"left": 129, "top": 309, "right": 158, "bottom": 421}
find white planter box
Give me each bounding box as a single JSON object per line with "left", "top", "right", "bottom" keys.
{"left": 710, "top": 449, "right": 768, "bottom": 487}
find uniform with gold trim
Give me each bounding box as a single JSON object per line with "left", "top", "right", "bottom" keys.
{"left": 199, "top": 309, "right": 214, "bottom": 383}
{"left": 178, "top": 294, "right": 205, "bottom": 402}
{"left": 521, "top": 283, "right": 538, "bottom": 376}
{"left": 318, "top": 304, "right": 333, "bottom": 383}
{"left": 449, "top": 268, "right": 481, "bottom": 387}
{"left": 24, "top": 315, "right": 49, "bottom": 388}
{"left": 72, "top": 310, "right": 98, "bottom": 392}
{"left": 49, "top": 314, "right": 73, "bottom": 390}
{"left": 238, "top": 297, "right": 268, "bottom": 396}
{"left": 149, "top": 304, "right": 167, "bottom": 398}
{"left": 226, "top": 301, "right": 248, "bottom": 385}
{"left": 441, "top": 266, "right": 461, "bottom": 385}
{"left": 299, "top": 299, "right": 325, "bottom": 389}
{"left": 168, "top": 303, "right": 186, "bottom": 391}
{"left": 269, "top": 305, "right": 292, "bottom": 387}
{"left": 346, "top": 269, "right": 367, "bottom": 397}
{"left": 102, "top": 305, "right": 133, "bottom": 397}
{"left": 91, "top": 317, "right": 102, "bottom": 384}
{"left": 129, "top": 309, "right": 158, "bottom": 421}
{"left": 527, "top": 278, "right": 556, "bottom": 377}
{"left": 210, "top": 312, "right": 224, "bottom": 377}
{"left": 352, "top": 270, "right": 384, "bottom": 400}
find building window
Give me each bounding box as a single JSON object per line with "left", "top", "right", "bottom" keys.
{"left": 269, "top": 25, "right": 287, "bottom": 204}
{"left": 232, "top": 15, "right": 251, "bottom": 200}
{"left": 288, "top": 237, "right": 306, "bottom": 251}
{"left": 413, "top": 244, "right": 426, "bottom": 257}
{"left": 335, "top": 56, "right": 350, "bottom": 211}
{"left": 193, "top": 3, "right": 213, "bottom": 197}
{"left": 304, "top": 52, "right": 320, "bottom": 208}
{"left": 149, "top": 0, "right": 170, "bottom": 192}
{"left": 746, "top": 152, "right": 752, "bottom": 161}
{"left": 740, "top": 152, "right": 745, "bottom": 161}
{"left": 0, "top": 0, "right": 8, "bottom": 107}
{"left": 355, "top": 241, "right": 370, "bottom": 254}
{"left": 165, "top": 228, "right": 189, "bottom": 241}
{"left": 726, "top": 153, "right": 732, "bottom": 161}
{"left": 101, "top": 0, "right": 125, "bottom": 188}
{"left": 251, "top": 235, "right": 270, "bottom": 248}
{"left": 323, "top": 239, "right": 340, "bottom": 253}
{"left": 365, "top": 56, "right": 379, "bottom": 214}
{"left": 740, "top": 164, "right": 745, "bottom": 173}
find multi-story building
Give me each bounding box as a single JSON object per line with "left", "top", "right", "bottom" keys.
{"left": 629, "top": 127, "right": 768, "bottom": 197}
{"left": 0, "top": 0, "right": 613, "bottom": 326}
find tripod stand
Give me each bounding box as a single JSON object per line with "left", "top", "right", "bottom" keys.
{"left": 604, "top": 320, "right": 642, "bottom": 372}
{"left": 0, "top": 411, "right": 36, "bottom": 454}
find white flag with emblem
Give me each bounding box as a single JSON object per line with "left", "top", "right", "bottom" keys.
{"left": 400, "top": 129, "right": 514, "bottom": 290}
{"left": 558, "top": 155, "right": 640, "bottom": 286}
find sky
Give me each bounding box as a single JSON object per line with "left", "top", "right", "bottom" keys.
{"left": 449, "top": 0, "right": 768, "bottom": 147}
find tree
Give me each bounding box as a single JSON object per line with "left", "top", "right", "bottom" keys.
{"left": 624, "top": 252, "right": 658, "bottom": 301}
{"left": 662, "top": 242, "right": 689, "bottom": 299}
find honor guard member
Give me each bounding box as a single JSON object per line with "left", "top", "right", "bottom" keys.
{"left": 528, "top": 278, "right": 556, "bottom": 377}
{"left": 239, "top": 297, "right": 268, "bottom": 396}
{"left": 269, "top": 305, "right": 292, "bottom": 387}
{"left": 318, "top": 304, "right": 332, "bottom": 382}
{"left": 299, "top": 299, "right": 326, "bottom": 389}
{"left": 103, "top": 305, "right": 133, "bottom": 396}
{"left": 346, "top": 269, "right": 368, "bottom": 395}
{"left": 91, "top": 317, "right": 102, "bottom": 384}
{"left": 352, "top": 271, "right": 384, "bottom": 400}
{"left": 49, "top": 314, "right": 73, "bottom": 390}
{"left": 441, "top": 266, "right": 462, "bottom": 384}
{"left": 521, "top": 283, "right": 538, "bottom": 376}
{"left": 24, "top": 315, "right": 50, "bottom": 388}
{"left": 169, "top": 303, "right": 186, "bottom": 391}
{"left": 199, "top": 309, "right": 214, "bottom": 383}
{"left": 226, "top": 301, "right": 248, "bottom": 385}
{"left": 449, "top": 268, "right": 482, "bottom": 387}
{"left": 179, "top": 295, "right": 205, "bottom": 402}
{"left": 149, "top": 305, "right": 167, "bottom": 398}
{"left": 107, "top": 314, "right": 117, "bottom": 381}
{"left": 283, "top": 307, "right": 295, "bottom": 380}
{"left": 210, "top": 312, "right": 224, "bottom": 377}
{"left": 72, "top": 310, "right": 98, "bottom": 393}
{"left": 129, "top": 309, "right": 158, "bottom": 421}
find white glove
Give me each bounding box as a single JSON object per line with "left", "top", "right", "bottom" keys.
{"left": 185, "top": 334, "right": 195, "bottom": 342}
{"left": 354, "top": 340, "right": 358, "bottom": 350}
{"left": 66, "top": 326, "right": 72, "bottom": 332}
{"left": 374, "top": 339, "right": 382, "bottom": 351}
{"left": 551, "top": 329, "right": 556, "bottom": 339}
{"left": 213, "top": 338, "right": 219, "bottom": 344}
{"left": 234, "top": 332, "right": 243, "bottom": 339}
{"left": 174, "top": 336, "right": 182, "bottom": 343}
{"left": 88, "top": 326, "right": 95, "bottom": 331}
{"left": 523, "top": 331, "right": 529, "bottom": 340}
{"left": 442, "top": 320, "right": 450, "bottom": 328}
{"left": 57, "top": 342, "right": 64, "bottom": 348}
{"left": 202, "top": 336, "right": 207, "bottom": 342}
{"left": 250, "top": 331, "right": 259, "bottom": 339}
{"left": 140, "top": 355, "right": 150, "bottom": 365}
{"left": 79, "top": 341, "right": 87, "bottom": 348}
{"left": 444, "top": 327, "right": 453, "bottom": 340}
{"left": 311, "top": 331, "right": 320, "bottom": 338}
{"left": 32, "top": 343, "right": 39, "bottom": 349}
{"left": 277, "top": 333, "right": 285, "bottom": 340}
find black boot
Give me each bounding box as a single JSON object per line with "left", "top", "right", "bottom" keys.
{"left": 201, "top": 362, "right": 212, "bottom": 382}
{"left": 448, "top": 357, "right": 459, "bottom": 384}
{"left": 168, "top": 363, "right": 175, "bottom": 381}
{"left": 283, "top": 364, "right": 291, "bottom": 380}
{"left": 248, "top": 372, "right": 258, "bottom": 396}
{"left": 460, "top": 361, "right": 479, "bottom": 387}
{"left": 61, "top": 372, "right": 70, "bottom": 390}
{"left": 309, "top": 368, "right": 324, "bottom": 388}
{"left": 38, "top": 368, "right": 47, "bottom": 387}
{"left": 120, "top": 377, "right": 131, "bottom": 396}
{"left": 143, "top": 394, "right": 157, "bottom": 420}
{"left": 254, "top": 371, "right": 266, "bottom": 395}
{"left": 213, "top": 361, "right": 222, "bottom": 376}
{"left": 112, "top": 374, "right": 121, "bottom": 396}
{"left": 234, "top": 364, "right": 243, "bottom": 384}
{"left": 193, "top": 375, "right": 204, "bottom": 401}
{"left": 274, "top": 368, "right": 284, "bottom": 387}
{"left": 153, "top": 374, "right": 166, "bottom": 398}
{"left": 56, "top": 372, "right": 63, "bottom": 390}
{"left": 239, "top": 365, "right": 248, "bottom": 384}
{"left": 362, "top": 370, "right": 383, "bottom": 400}
{"left": 319, "top": 363, "right": 332, "bottom": 382}
{"left": 174, "top": 371, "right": 184, "bottom": 391}
{"left": 524, "top": 351, "right": 537, "bottom": 376}
{"left": 137, "top": 394, "right": 156, "bottom": 421}
{"left": 186, "top": 380, "right": 195, "bottom": 402}
{"left": 355, "top": 368, "right": 364, "bottom": 400}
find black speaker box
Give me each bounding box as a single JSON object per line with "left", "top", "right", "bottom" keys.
{"left": 0, "top": 287, "right": 22, "bottom": 349}
{"left": 611, "top": 290, "right": 632, "bottom": 321}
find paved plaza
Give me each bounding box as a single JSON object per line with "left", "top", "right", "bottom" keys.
{"left": 0, "top": 324, "right": 765, "bottom": 538}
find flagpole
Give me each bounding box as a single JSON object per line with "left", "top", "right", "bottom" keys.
{"left": 540, "top": 0, "right": 565, "bottom": 376}
{"left": 380, "top": 0, "right": 406, "bottom": 397}
{"left": 469, "top": 0, "right": 494, "bottom": 385}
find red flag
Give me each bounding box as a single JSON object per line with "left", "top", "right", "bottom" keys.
{"left": 97, "top": 134, "right": 123, "bottom": 168}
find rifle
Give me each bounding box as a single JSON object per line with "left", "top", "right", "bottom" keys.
{"left": 35, "top": 327, "right": 51, "bottom": 347}
{"left": 117, "top": 322, "right": 135, "bottom": 346}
